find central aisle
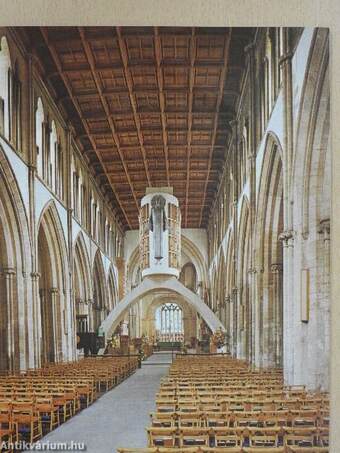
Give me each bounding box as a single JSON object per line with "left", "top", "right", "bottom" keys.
{"left": 33, "top": 353, "right": 172, "bottom": 453}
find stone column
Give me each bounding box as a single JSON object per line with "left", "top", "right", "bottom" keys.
{"left": 271, "top": 263, "right": 283, "bottom": 367}
{"left": 50, "top": 287, "right": 59, "bottom": 362}
{"left": 28, "top": 54, "right": 40, "bottom": 369}
{"left": 253, "top": 267, "right": 264, "bottom": 368}
{"left": 279, "top": 230, "right": 294, "bottom": 382}
{"left": 231, "top": 287, "right": 238, "bottom": 357}
{"left": 279, "top": 28, "right": 294, "bottom": 384}
{"left": 317, "top": 218, "right": 331, "bottom": 388}
{"left": 225, "top": 295, "right": 231, "bottom": 335}
{"left": 2, "top": 268, "right": 16, "bottom": 370}
{"left": 87, "top": 299, "right": 94, "bottom": 331}
{"left": 30, "top": 272, "right": 41, "bottom": 367}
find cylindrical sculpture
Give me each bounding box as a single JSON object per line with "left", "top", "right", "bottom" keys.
{"left": 139, "top": 188, "right": 181, "bottom": 279}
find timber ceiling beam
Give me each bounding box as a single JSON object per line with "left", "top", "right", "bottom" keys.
{"left": 40, "top": 26, "right": 132, "bottom": 229}
{"left": 78, "top": 27, "right": 140, "bottom": 214}
{"left": 198, "top": 30, "right": 232, "bottom": 227}
{"left": 116, "top": 26, "right": 152, "bottom": 188}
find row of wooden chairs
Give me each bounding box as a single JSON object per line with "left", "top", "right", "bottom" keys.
{"left": 118, "top": 447, "right": 329, "bottom": 453}
{"left": 155, "top": 356, "right": 329, "bottom": 452}
{"left": 0, "top": 356, "right": 138, "bottom": 451}
{"left": 146, "top": 426, "right": 329, "bottom": 448}
{"left": 150, "top": 410, "right": 329, "bottom": 429}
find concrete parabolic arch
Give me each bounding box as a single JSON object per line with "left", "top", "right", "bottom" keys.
{"left": 100, "top": 275, "right": 225, "bottom": 340}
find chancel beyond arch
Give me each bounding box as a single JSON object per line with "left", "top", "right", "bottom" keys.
{"left": 100, "top": 275, "right": 225, "bottom": 341}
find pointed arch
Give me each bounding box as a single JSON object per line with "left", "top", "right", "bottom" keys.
{"left": 237, "top": 195, "right": 251, "bottom": 360}
{"left": 92, "top": 249, "right": 107, "bottom": 332}
{"left": 73, "top": 231, "right": 92, "bottom": 333}
{"left": 37, "top": 200, "right": 70, "bottom": 364}
{"left": 290, "top": 27, "right": 330, "bottom": 389}
{"left": 107, "top": 265, "right": 118, "bottom": 312}
{"left": 255, "top": 132, "right": 284, "bottom": 368}
{"left": 0, "top": 143, "right": 32, "bottom": 370}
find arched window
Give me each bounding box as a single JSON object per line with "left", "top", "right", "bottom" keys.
{"left": 155, "top": 303, "right": 183, "bottom": 342}
{"left": 35, "top": 98, "right": 44, "bottom": 177}
{"left": 50, "top": 120, "right": 57, "bottom": 190}
{"left": 73, "top": 170, "right": 79, "bottom": 218}
{"left": 0, "top": 36, "right": 12, "bottom": 139}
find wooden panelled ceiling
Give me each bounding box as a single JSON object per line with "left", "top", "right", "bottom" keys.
{"left": 22, "top": 27, "right": 255, "bottom": 230}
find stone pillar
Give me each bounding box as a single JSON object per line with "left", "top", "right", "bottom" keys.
{"left": 28, "top": 54, "right": 40, "bottom": 369}
{"left": 225, "top": 295, "right": 231, "bottom": 335}
{"left": 317, "top": 218, "right": 331, "bottom": 388}
{"left": 30, "top": 272, "right": 41, "bottom": 367}
{"left": 271, "top": 263, "right": 283, "bottom": 367}
{"left": 3, "top": 268, "right": 16, "bottom": 370}
{"left": 279, "top": 230, "right": 294, "bottom": 383}
{"left": 50, "top": 287, "right": 59, "bottom": 362}
{"left": 279, "top": 28, "right": 294, "bottom": 384}
{"left": 231, "top": 287, "right": 238, "bottom": 357}
{"left": 253, "top": 267, "right": 264, "bottom": 368}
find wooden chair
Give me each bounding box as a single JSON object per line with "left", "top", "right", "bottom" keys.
{"left": 178, "top": 427, "right": 210, "bottom": 447}
{"left": 0, "top": 402, "right": 14, "bottom": 451}
{"left": 11, "top": 401, "right": 42, "bottom": 443}
{"left": 284, "top": 433, "right": 315, "bottom": 448}
{"left": 248, "top": 433, "right": 279, "bottom": 448}
{"left": 35, "top": 396, "right": 60, "bottom": 433}
{"left": 147, "top": 427, "right": 177, "bottom": 447}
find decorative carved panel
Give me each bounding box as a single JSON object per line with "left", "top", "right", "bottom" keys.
{"left": 139, "top": 204, "right": 150, "bottom": 271}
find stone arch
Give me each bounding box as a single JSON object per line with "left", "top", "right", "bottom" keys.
{"left": 144, "top": 295, "right": 197, "bottom": 344}
{"left": 107, "top": 265, "right": 118, "bottom": 311}
{"left": 0, "top": 143, "right": 32, "bottom": 370}
{"left": 37, "top": 200, "right": 70, "bottom": 364}
{"left": 73, "top": 231, "right": 92, "bottom": 333}
{"left": 92, "top": 249, "right": 107, "bottom": 332}
{"left": 225, "top": 228, "right": 235, "bottom": 352}
{"left": 179, "top": 262, "right": 197, "bottom": 292}
{"left": 215, "top": 250, "right": 226, "bottom": 323}
{"left": 237, "top": 196, "right": 251, "bottom": 360}
{"left": 101, "top": 276, "right": 225, "bottom": 340}
{"left": 255, "top": 132, "right": 284, "bottom": 368}
{"left": 290, "top": 27, "right": 330, "bottom": 389}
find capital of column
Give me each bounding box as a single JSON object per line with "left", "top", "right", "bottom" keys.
{"left": 248, "top": 267, "right": 257, "bottom": 275}
{"left": 86, "top": 299, "right": 93, "bottom": 305}
{"left": 318, "top": 218, "right": 330, "bottom": 239}
{"left": 50, "top": 287, "right": 59, "bottom": 295}
{"left": 278, "top": 230, "right": 294, "bottom": 245}
{"left": 279, "top": 52, "right": 293, "bottom": 67}
{"left": 28, "top": 163, "right": 37, "bottom": 172}
{"left": 271, "top": 263, "right": 283, "bottom": 274}
{"left": 225, "top": 296, "right": 231, "bottom": 304}
{"left": 232, "top": 287, "right": 238, "bottom": 295}
{"left": 3, "top": 267, "right": 16, "bottom": 276}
